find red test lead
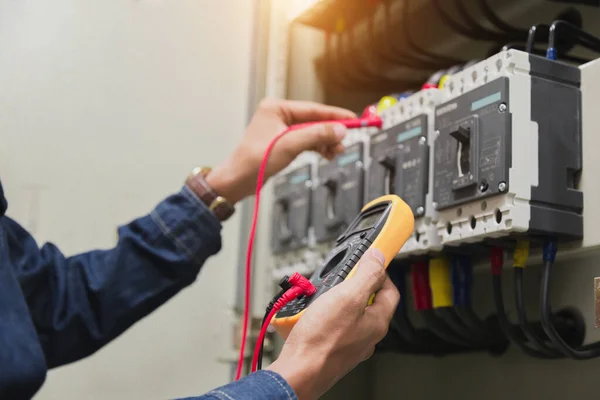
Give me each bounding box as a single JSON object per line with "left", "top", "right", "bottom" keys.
{"left": 235, "top": 115, "right": 383, "bottom": 381}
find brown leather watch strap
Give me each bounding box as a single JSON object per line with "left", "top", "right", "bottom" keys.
{"left": 185, "top": 167, "right": 235, "bottom": 222}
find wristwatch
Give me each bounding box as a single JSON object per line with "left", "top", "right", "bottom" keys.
{"left": 185, "top": 166, "right": 235, "bottom": 222}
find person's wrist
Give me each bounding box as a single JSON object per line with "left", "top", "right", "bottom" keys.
{"left": 267, "top": 349, "right": 327, "bottom": 400}
{"left": 205, "top": 159, "right": 251, "bottom": 205}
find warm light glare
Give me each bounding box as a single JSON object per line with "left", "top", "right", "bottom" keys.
{"left": 287, "top": 0, "right": 322, "bottom": 21}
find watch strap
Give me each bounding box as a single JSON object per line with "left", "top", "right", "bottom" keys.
{"left": 186, "top": 167, "right": 235, "bottom": 222}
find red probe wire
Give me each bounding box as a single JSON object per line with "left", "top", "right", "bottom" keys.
{"left": 235, "top": 116, "right": 382, "bottom": 381}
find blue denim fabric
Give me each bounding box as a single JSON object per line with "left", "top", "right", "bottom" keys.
{"left": 179, "top": 370, "right": 298, "bottom": 400}
{"left": 0, "top": 182, "right": 232, "bottom": 399}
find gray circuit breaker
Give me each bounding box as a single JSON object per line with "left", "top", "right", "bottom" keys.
{"left": 432, "top": 50, "right": 583, "bottom": 246}
{"left": 366, "top": 90, "right": 443, "bottom": 256}
{"left": 312, "top": 143, "right": 365, "bottom": 244}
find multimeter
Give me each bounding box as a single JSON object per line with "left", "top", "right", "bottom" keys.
{"left": 271, "top": 194, "right": 415, "bottom": 339}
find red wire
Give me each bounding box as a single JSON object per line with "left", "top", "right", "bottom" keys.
{"left": 251, "top": 307, "right": 279, "bottom": 373}
{"left": 235, "top": 116, "right": 382, "bottom": 381}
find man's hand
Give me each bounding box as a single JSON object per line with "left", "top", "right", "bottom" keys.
{"left": 267, "top": 249, "right": 400, "bottom": 400}
{"left": 206, "top": 99, "right": 356, "bottom": 204}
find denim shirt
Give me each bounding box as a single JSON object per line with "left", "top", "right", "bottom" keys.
{"left": 0, "top": 179, "right": 297, "bottom": 400}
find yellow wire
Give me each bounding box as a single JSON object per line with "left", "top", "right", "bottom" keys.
{"left": 513, "top": 240, "right": 530, "bottom": 268}
{"left": 429, "top": 257, "right": 453, "bottom": 308}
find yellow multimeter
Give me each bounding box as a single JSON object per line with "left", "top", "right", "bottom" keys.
{"left": 271, "top": 194, "right": 415, "bottom": 339}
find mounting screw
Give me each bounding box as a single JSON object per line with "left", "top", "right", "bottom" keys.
{"left": 355, "top": 160, "right": 363, "bottom": 169}
{"left": 435, "top": 130, "right": 440, "bottom": 137}
{"left": 416, "top": 206, "right": 425, "bottom": 216}
{"left": 479, "top": 181, "right": 489, "bottom": 193}
{"left": 305, "top": 180, "right": 313, "bottom": 188}
{"left": 432, "top": 202, "right": 438, "bottom": 210}
{"left": 498, "top": 103, "right": 507, "bottom": 113}
{"left": 498, "top": 181, "right": 507, "bottom": 192}
{"left": 419, "top": 136, "right": 427, "bottom": 145}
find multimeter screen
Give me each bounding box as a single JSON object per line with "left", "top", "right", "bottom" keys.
{"left": 354, "top": 210, "right": 384, "bottom": 231}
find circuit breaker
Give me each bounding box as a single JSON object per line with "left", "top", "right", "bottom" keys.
{"left": 367, "top": 90, "right": 443, "bottom": 256}
{"left": 312, "top": 143, "right": 365, "bottom": 243}
{"left": 433, "top": 50, "right": 583, "bottom": 245}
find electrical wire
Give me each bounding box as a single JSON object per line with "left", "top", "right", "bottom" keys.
{"left": 489, "top": 247, "right": 558, "bottom": 359}
{"left": 374, "top": 0, "right": 453, "bottom": 70}
{"left": 402, "top": 0, "right": 465, "bottom": 65}
{"left": 478, "top": 0, "right": 528, "bottom": 36}
{"left": 452, "top": 0, "right": 521, "bottom": 42}
{"left": 547, "top": 20, "right": 600, "bottom": 60}
{"left": 235, "top": 115, "right": 383, "bottom": 380}
{"left": 251, "top": 273, "right": 316, "bottom": 373}
{"left": 540, "top": 241, "right": 600, "bottom": 359}
{"left": 512, "top": 241, "right": 563, "bottom": 358}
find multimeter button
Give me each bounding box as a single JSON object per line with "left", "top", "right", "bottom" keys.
{"left": 360, "top": 231, "right": 367, "bottom": 239}
{"left": 339, "top": 270, "right": 348, "bottom": 279}
{"left": 330, "top": 276, "right": 345, "bottom": 286}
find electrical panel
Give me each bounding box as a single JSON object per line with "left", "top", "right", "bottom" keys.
{"left": 366, "top": 90, "right": 443, "bottom": 257}
{"left": 312, "top": 143, "right": 365, "bottom": 243}
{"left": 433, "top": 50, "right": 583, "bottom": 246}
{"left": 270, "top": 157, "right": 319, "bottom": 280}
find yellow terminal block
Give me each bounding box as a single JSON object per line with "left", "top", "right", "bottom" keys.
{"left": 438, "top": 74, "right": 451, "bottom": 89}
{"left": 513, "top": 240, "right": 530, "bottom": 268}
{"left": 429, "top": 257, "right": 453, "bottom": 308}
{"left": 376, "top": 96, "right": 397, "bottom": 115}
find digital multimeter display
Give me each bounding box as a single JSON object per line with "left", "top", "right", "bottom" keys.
{"left": 354, "top": 211, "right": 384, "bottom": 232}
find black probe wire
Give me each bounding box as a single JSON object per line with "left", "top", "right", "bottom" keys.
{"left": 514, "top": 268, "right": 563, "bottom": 358}
{"left": 492, "top": 273, "right": 558, "bottom": 359}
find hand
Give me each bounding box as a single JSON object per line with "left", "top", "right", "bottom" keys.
{"left": 206, "top": 98, "right": 356, "bottom": 204}
{"left": 267, "top": 249, "right": 399, "bottom": 400}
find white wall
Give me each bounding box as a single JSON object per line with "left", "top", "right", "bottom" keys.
{"left": 0, "top": 0, "right": 255, "bottom": 398}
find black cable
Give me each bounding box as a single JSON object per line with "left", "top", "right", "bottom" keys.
{"left": 421, "top": 310, "right": 475, "bottom": 348}
{"left": 437, "top": 307, "right": 489, "bottom": 346}
{"left": 514, "top": 268, "right": 563, "bottom": 358}
{"left": 541, "top": 259, "right": 600, "bottom": 359}
{"left": 492, "top": 274, "right": 558, "bottom": 359}
{"left": 402, "top": 0, "right": 465, "bottom": 64}
{"left": 548, "top": 20, "right": 600, "bottom": 57}
{"left": 388, "top": 265, "right": 465, "bottom": 355}
{"left": 479, "top": 0, "right": 528, "bottom": 36}
{"left": 374, "top": 0, "right": 452, "bottom": 70}
{"left": 527, "top": 24, "right": 549, "bottom": 53}
{"left": 452, "top": 0, "right": 521, "bottom": 42}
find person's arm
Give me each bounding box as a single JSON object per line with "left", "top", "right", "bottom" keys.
{"left": 8, "top": 99, "right": 355, "bottom": 368}
{"left": 178, "top": 249, "right": 398, "bottom": 400}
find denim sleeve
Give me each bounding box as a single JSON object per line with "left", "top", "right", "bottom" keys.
{"left": 179, "top": 371, "right": 298, "bottom": 400}
{"left": 5, "top": 186, "right": 222, "bottom": 368}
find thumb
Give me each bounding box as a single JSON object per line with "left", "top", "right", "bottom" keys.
{"left": 347, "top": 248, "right": 388, "bottom": 303}
{"left": 281, "top": 123, "right": 347, "bottom": 157}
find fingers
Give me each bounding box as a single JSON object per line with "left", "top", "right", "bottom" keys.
{"left": 276, "top": 100, "right": 356, "bottom": 125}
{"left": 346, "top": 248, "right": 388, "bottom": 303}
{"left": 366, "top": 276, "right": 400, "bottom": 323}
{"left": 281, "top": 123, "right": 347, "bottom": 158}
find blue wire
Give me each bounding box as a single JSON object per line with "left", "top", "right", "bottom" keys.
{"left": 451, "top": 256, "right": 473, "bottom": 306}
